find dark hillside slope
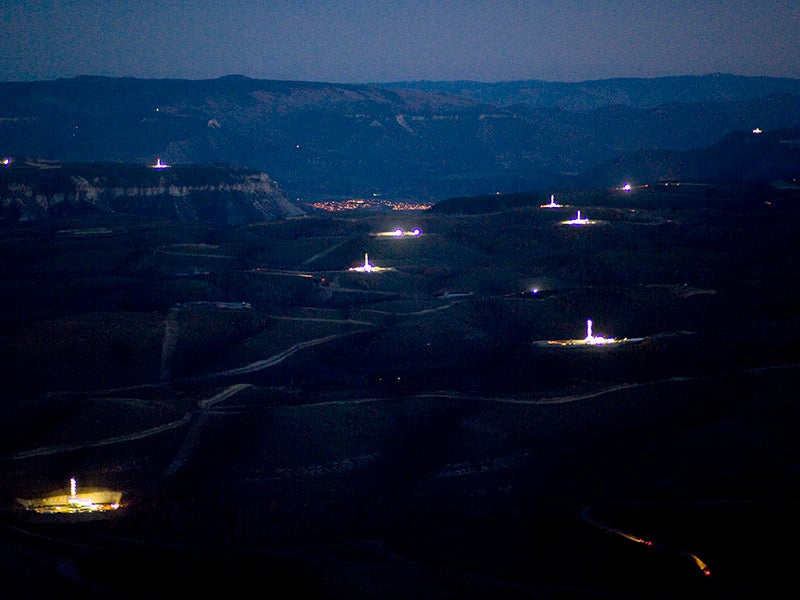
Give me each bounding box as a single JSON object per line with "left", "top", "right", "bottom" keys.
{"left": 573, "top": 126, "right": 800, "bottom": 187}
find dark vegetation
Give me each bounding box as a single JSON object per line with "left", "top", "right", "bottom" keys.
{"left": 0, "top": 180, "right": 798, "bottom": 598}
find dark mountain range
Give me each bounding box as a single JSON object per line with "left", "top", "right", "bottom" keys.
{"left": 2, "top": 74, "right": 799, "bottom": 202}
{"left": 380, "top": 73, "right": 800, "bottom": 110}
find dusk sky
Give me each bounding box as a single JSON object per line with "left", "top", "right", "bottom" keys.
{"left": 2, "top": 0, "right": 799, "bottom": 84}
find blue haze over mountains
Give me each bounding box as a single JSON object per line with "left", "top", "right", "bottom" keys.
{"left": 1, "top": 73, "right": 799, "bottom": 201}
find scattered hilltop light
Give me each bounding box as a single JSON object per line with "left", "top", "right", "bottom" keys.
{"left": 531, "top": 287, "right": 539, "bottom": 294}
{"left": 753, "top": 127, "right": 762, "bottom": 134}
{"left": 533, "top": 319, "right": 645, "bottom": 348}
{"left": 583, "top": 319, "right": 615, "bottom": 345}
{"left": 540, "top": 194, "right": 563, "bottom": 208}
{"left": 616, "top": 182, "right": 649, "bottom": 192}
{"left": 348, "top": 253, "right": 389, "bottom": 272}
{"left": 350, "top": 253, "right": 373, "bottom": 272}
{"left": 17, "top": 477, "right": 122, "bottom": 516}
{"left": 151, "top": 157, "right": 170, "bottom": 169}
{"left": 376, "top": 227, "right": 422, "bottom": 237}
{"left": 2, "top": 157, "right": 10, "bottom": 166}
{"left": 562, "top": 210, "right": 590, "bottom": 225}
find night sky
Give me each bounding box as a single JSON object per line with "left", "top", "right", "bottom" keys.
{"left": 2, "top": 0, "right": 799, "bottom": 84}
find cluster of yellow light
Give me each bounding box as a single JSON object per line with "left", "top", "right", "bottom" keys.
{"left": 309, "top": 198, "right": 433, "bottom": 211}
{"left": 28, "top": 477, "right": 121, "bottom": 514}
{"left": 390, "top": 201, "right": 433, "bottom": 211}
{"left": 32, "top": 502, "right": 121, "bottom": 514}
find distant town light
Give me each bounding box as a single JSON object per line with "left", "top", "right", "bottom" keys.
{"left": 2, "top": 157, "right": 10, "bottom": 166}
{"left": 753, "top": 127, "right": 762, "bottom": 134}
{"left": 308, "top": 198, "right": 433, "bottom": 211}
{"left": 151, "top": 157, "right": 170, "bottom": 169}
{"left": 622, "top": 183, "right": 632, "bottom": 192}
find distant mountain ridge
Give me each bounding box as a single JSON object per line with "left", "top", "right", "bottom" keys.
{"left": 1, "top": 73, "right": 799, "bottom": 201}
{"left": 378, "top": 73, "right": 800, "bottom": 110}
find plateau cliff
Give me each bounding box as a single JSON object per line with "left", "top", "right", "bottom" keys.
{"left": 0, "top": 159, "right": 304, "bottom": 225}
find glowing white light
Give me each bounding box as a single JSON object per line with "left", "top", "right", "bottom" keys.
{"left": 584, "top": 319, "right": 616, "bottom": 345}
{"left": 1, "top": 157, "right": 10, "bottom": 166}
{"left": 376, "top": 227, "right": 421, "bottom": 237}
{"left": 70, "top": 477, "right": 77, "bottom": 497}
{"left": 753, "top": 127, "right": 762, "bottom": 134}
{"left": 622, "top": 183, "right": 632, "bottom": 192}
{"left": 362, "top": 253, "right": 373, "bottom": 271}
{"left": 540, "top": 194, "right": 563, "bottom": 208}
{"left": 534, "top": 319, "right": 642, "bottom": 348}
{"left": 349, "top": 253, "right": 375, "bottom": 272}
{"left": 152, "top": 157, "right": 170, "bottom": 169}
{"left": 563, "top": 210, "right": 590, "bottom": 225}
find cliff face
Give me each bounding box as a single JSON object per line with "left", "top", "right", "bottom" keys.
{"left": 0, "top": 160, "right": 305, "bottom": 225}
